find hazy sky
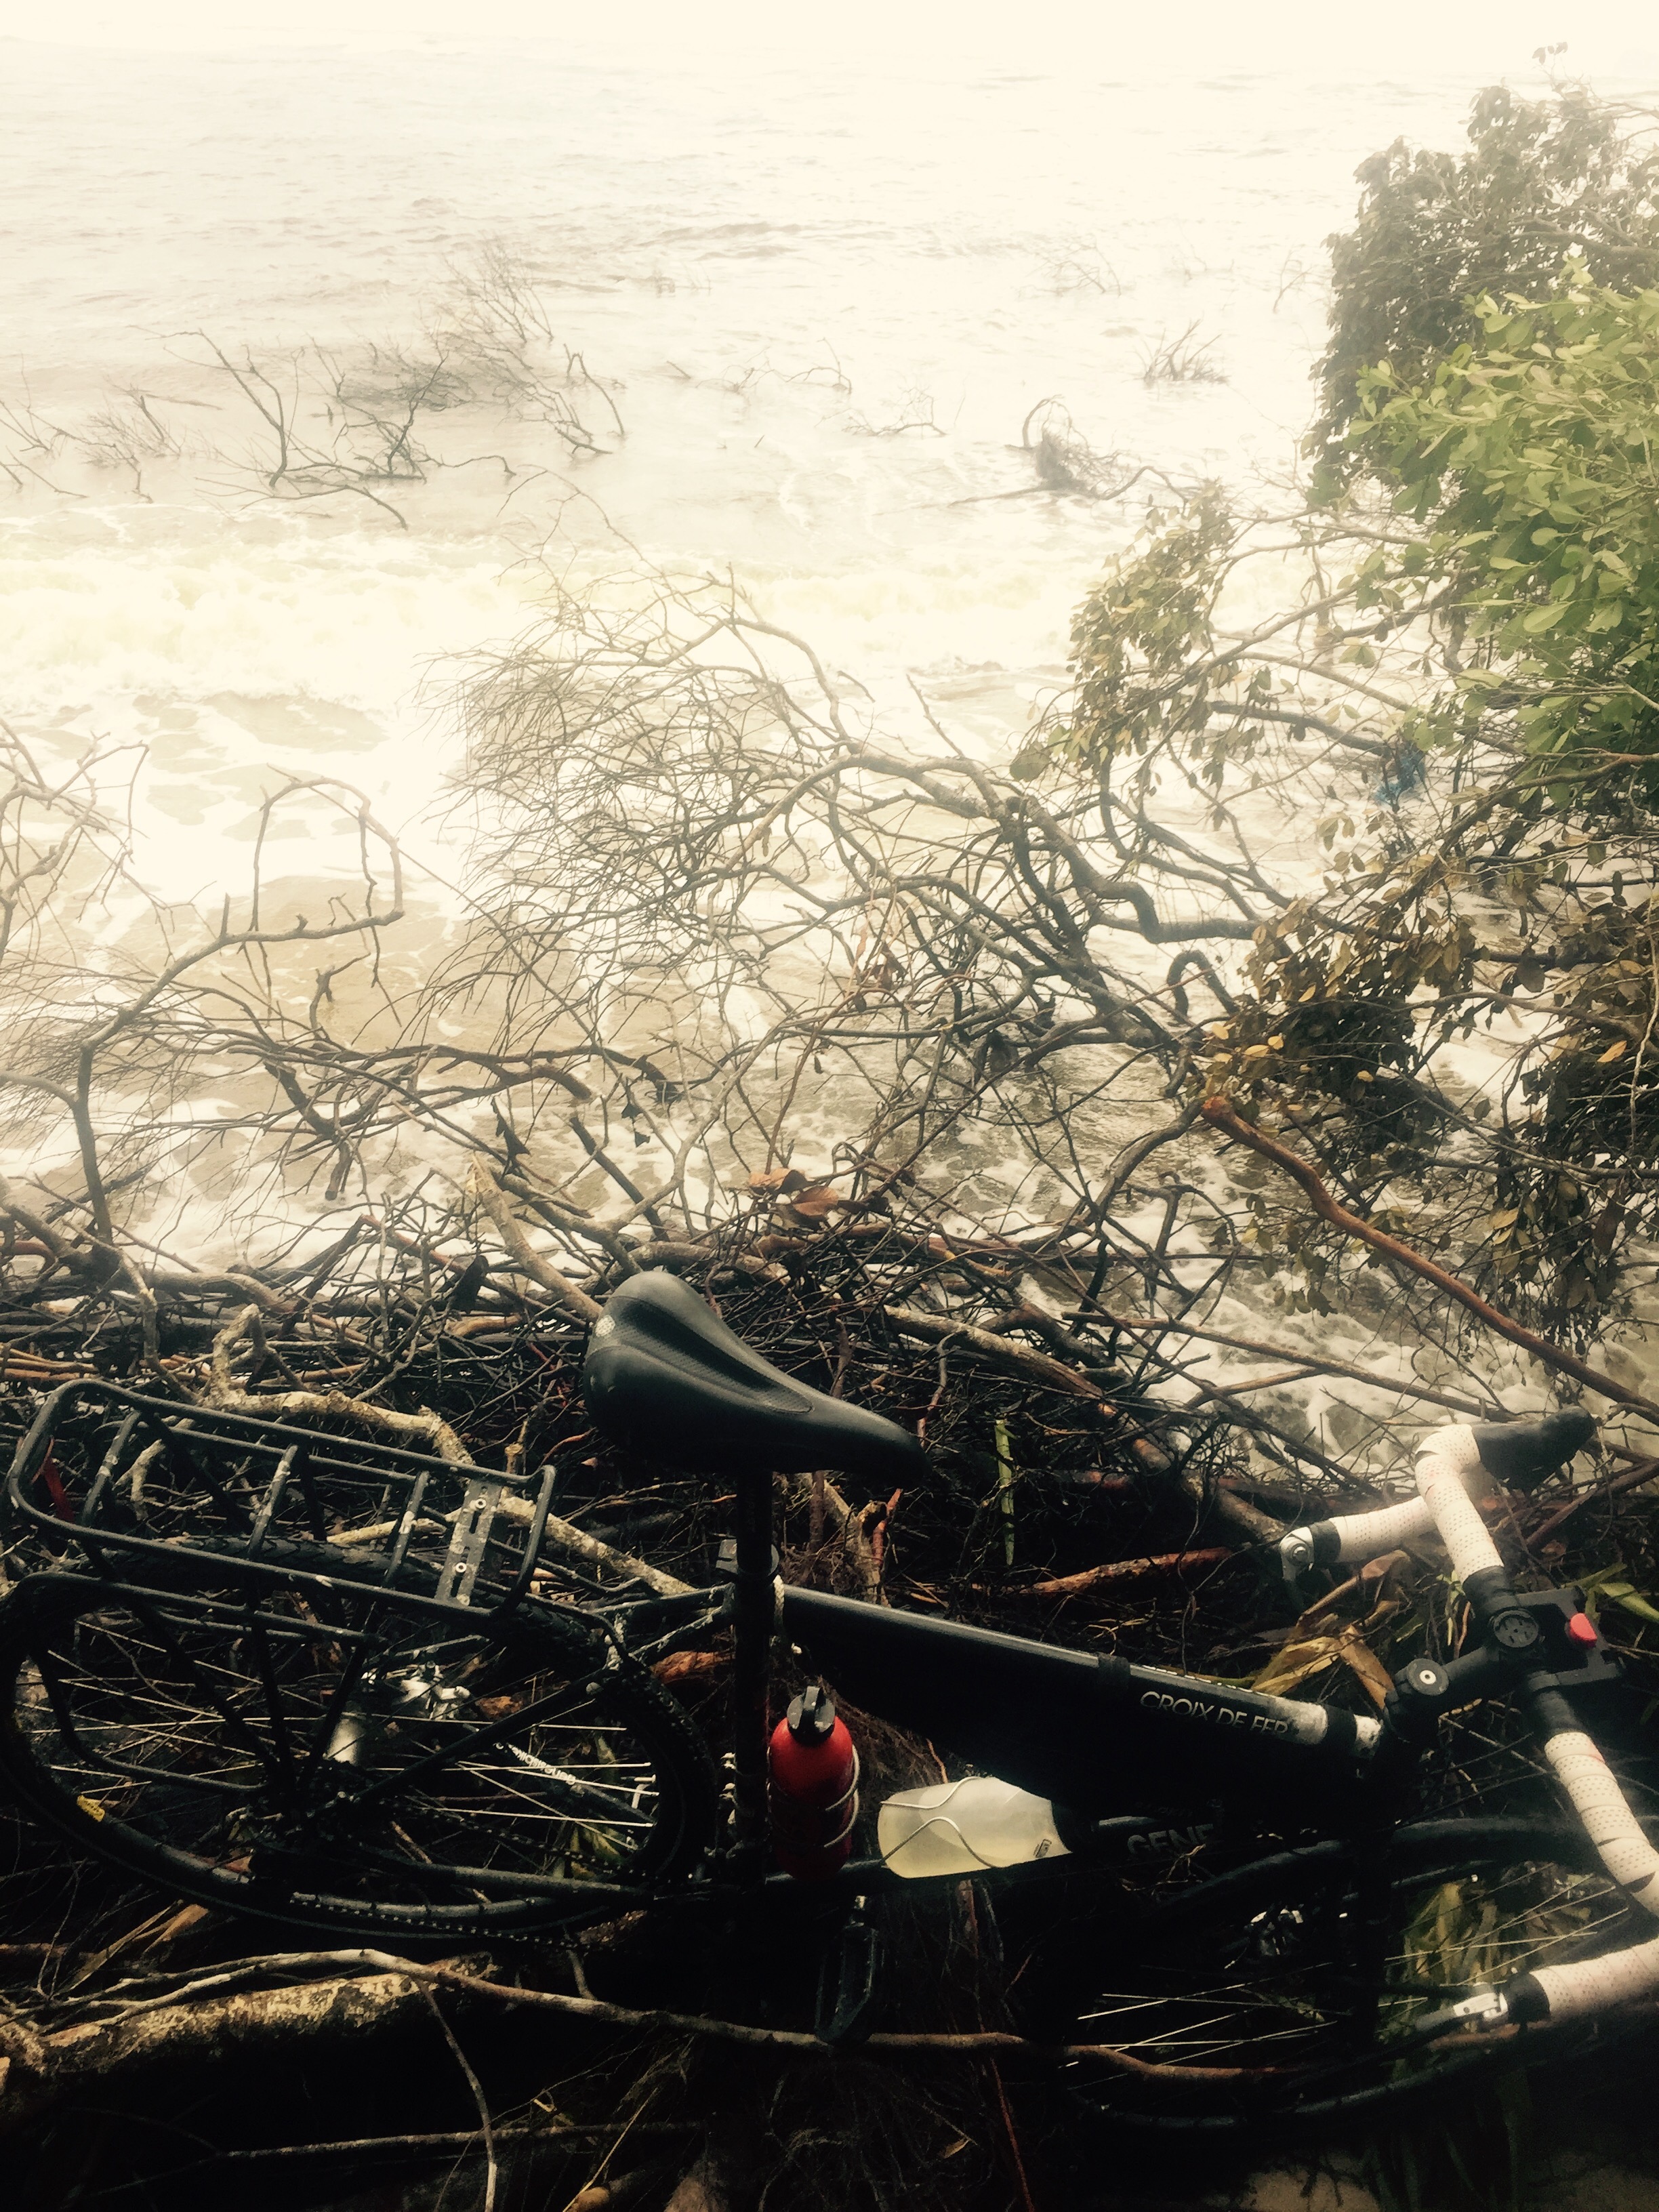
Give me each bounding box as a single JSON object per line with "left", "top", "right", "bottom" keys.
{"left": 2, "top": 0, "right": 1656, "bottom": 77}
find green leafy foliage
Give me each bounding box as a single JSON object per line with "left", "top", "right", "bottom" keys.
{"left": 1316, "top": 82, "right": 1659, "bottom": 462}
{"left": 1048, "top": 85, "right": 1659, "bottom": 1340}
{"left": 1064, "top": 488, "right": 1240, "bottom": 771}
{"left": 1351, "top": 270, "right": 1659, "bottom": 778}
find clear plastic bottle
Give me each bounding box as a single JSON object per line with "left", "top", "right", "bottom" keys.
{"left": 876, "top": 1775, "right": 1071, "bottom": 1879}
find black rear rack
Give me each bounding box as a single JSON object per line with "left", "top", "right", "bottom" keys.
{"left": 4, "top": 1380, "right": 558, "bottom": 1625}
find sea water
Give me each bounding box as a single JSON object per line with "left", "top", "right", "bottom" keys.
{"left": 5, "top": 22, "right": 1658, "bottom": 1437}
{"left": 0, "top": 32, "right": 1569, "bottom": 883}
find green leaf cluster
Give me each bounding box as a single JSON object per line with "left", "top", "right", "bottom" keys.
{"left": 1045, "top": 82, "right": 1659, "bottom": 1340}
{"left": 1063, "top": 488, "right": 1240, "bottom": 775}
{"left": 1351, "top": 270, "right": 1659, "bottom": 779}
{"left": 1317, "top": 82, "right": 1659, "bottom": 459}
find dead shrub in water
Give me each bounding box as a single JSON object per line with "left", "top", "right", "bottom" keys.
{"left": 1138, "top": 321, "right": 1225, "bottom": 386}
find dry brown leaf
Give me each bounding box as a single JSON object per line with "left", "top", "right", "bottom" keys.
{"left": 1357, "top": 1548, "right": 1409, "bottom": 1590}
{"left": 1334, "top": 1626, "right": 1395, "bottom": 1708}
{"left": 788, "top": 1185, "right": 844, "bottom": 1218}
{"left": 1251, "top": 1635, "right": 1340, "bottom": 1698}
{"left": 1254, "top": 1620, "right": 1393, "bottom": 1710}
{"left": 745, "top": 1168, "right": 809, "bottom": 1196}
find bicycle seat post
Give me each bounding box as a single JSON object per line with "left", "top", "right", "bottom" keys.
{"left": 581, "top": 1271, "right": 923, "bottom": 1880}
{"left": 730, "top": 1464, "right": 775, "bottom": 1879}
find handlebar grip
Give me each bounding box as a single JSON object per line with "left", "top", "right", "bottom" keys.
{"left": 1471, "top": 1409, "right": 1595, "bottom": 1492}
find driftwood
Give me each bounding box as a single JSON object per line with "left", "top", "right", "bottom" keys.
{"left": 883, "top": 1306, "right": 1174, "bottom": 1475}
{"left": 1101, "top": 1309, "right": 1504, "bottom": 1422}
{"left": 883, "top": 1307, "right": 1105, "bottom": 1399}
{"left": 2, "top": 1947, "right": 1263, "bottom": 2079}
{"left": 468, "top": 1159, "right": 605, "bottom": 1323}
{"left": 787, "top": 1471, "right": 882, "bottom": 1599}
{"left": 0, "top": 1944, "right": 1265, "bottom": 2154}
{"left": 0, "top": 1964, "right": 438, "bottom": 2135}
{"left": 1008, "top": 1546, "right": 1235, "bottom": 1602}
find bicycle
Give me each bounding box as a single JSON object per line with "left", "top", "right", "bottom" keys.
{"left": 0, "top": 1267, "right": 1654, "bottom": 2135}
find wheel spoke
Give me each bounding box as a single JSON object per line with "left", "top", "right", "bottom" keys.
{"left": 1057, "top": 1841, "right": 1634, "bottom": 2125}
{"left": 1, "top": 1586, "right": 713, "bottom": 1934}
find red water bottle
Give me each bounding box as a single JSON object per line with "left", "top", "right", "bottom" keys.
{"left": 768, "top": 1686, "right": 859, "bottom": 1881}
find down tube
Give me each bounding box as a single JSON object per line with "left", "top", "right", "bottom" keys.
{"left": 781, "top": 1586, "right": 1376, "bottom": 1816}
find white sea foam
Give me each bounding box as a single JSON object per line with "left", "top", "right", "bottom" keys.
{"left": 0, "top": 41, "right": 1534, "bottom": 896}
{"left": 7, "top": 30, "right": 1659, "bottom": 1425}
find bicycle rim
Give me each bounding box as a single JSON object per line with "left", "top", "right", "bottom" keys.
{"left": 0, "top": 1577, "right": 718, "bottom": 1939}
{"left": 1048, "top": 1823, "right": 1647, "bottom": 2135}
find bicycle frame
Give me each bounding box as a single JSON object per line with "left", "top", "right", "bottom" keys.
{"left": 775, "top": 1582, "right": 1379, "bottom": 1820}
{"left": 7, "top": 1372, "right": 1652, "bottom": 2045}
{"left": 1, "top": 1379, "right": 1385, "bottom": 1895}
{"left": 614, "top": 1504, "right": 1389, "bottom": 1849}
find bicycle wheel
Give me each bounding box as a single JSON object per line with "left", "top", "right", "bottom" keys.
{"left": 0, "top": 1574, "right": 719, "bottom": 1941}
{"left": 1030, "top": 1819, "right": 1652, "bottom": 2136}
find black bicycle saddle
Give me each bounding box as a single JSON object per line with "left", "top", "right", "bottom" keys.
{"left": 1472, "top": 1408, "right": 1597, "bottom": 1491}
{"left": 582, "top": 1270, "right": 924, "bottom": 1485}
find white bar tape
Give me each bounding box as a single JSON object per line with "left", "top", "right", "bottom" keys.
{"left": 1528, "top": 1933, "right": 1659, "bottom": 2024}
{"left": 1515, "top": 1731, "right": 1659, "bottom": 2025}
{"left": 1322, "top": 1496, "right": 1436, "bottom": 1563}
{"left": 1414, "top": 1426, "right": 1505, "bottom": 1584}
{"left": 1397, "top": 1427, "right": 1659, "bottom": 2034}
{"left": 1542, "top": 1729, "right": 1659, "bottom": 1909}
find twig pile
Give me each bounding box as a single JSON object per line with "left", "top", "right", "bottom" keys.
{"left": 3, "top": 1184, "right": 1659, "bottom": 2208}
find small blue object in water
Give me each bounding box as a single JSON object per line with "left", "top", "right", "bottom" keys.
{"left": 1375, "top": 748, "right": 1427, "bottom": 807}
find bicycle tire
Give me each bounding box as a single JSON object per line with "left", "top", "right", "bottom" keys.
{"left": 0, "top": 1572, "right": 719, "bottom": 1942}
{"left": 1026, "top": 1818, "right": 1654, "bottom": 2137}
